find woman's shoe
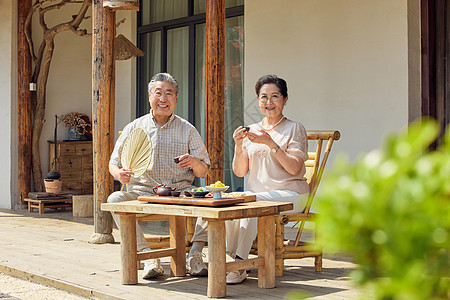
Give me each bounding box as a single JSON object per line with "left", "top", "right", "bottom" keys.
{"left": 226, "top": 270, "right": 247, "bottom": 284}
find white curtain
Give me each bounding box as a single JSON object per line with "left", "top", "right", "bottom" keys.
{"left": 224, "top": 16, "right": 244, "bottom": 191}
{"left": 146, "top": 0, "right": 188, "bottom": 24}
{"left": 167, "top": 26, "right": 189, "bottom": 120}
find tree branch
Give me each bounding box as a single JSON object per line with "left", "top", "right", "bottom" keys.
{"left": 25, "top": 1, "right": 50, "bottom": 63}
{"left": 116, "top": 18, "right": 126, "bottom": 28}
{"left": 71, "top": 0, "right": 91, "bottom": 27}
{"left": 28, "top": 0, "right": 93, "bottom": 191}
{"left": 70, "top": 27, "right": 89, "bottom": 37}
{"left": 39, "top": 0, "right": 71, "bottom": 14}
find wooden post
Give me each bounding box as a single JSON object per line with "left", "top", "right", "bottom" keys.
{"left": 207, "top": 220, "right": 227, "bottom": 298}
{"left": 90, "top": 0, "right": 115, "bottom": 244}
{"left": 275, "top": 216, "right": 284, "bottom": 276}
{"left": 18, "top": 0, "right": 32, "bottom": 205}
{"left": 205, "top": 0, "right": 225, "bottom": 184}
{"left": 120, "top": 213, "right": 138, "bottom": 284}
{"left": 258, "top": 215, "right": 276, "bottom": 289}
{"left": 169, "top": 215, "right": 187, "bottom": 277}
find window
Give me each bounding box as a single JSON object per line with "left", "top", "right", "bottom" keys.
{"left": 137, "top": 0, "right": 244, "bottom": 191}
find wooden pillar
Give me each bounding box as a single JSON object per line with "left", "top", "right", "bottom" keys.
{"left": 120, "top": 213, "right": 138, "bottom": 284}
{"left": 207, "top": 220, "right": 227, "bottom": 298}
{"left": 169, "top": 215, "right": 187, "bottom": 277}
{"left": 18, "top": 0, "right": 32, "bottom": 205}
{"left": 205, "top": 0, "right": 225, "bottom": 184}
{"left": 90, "top": 0, "right": 115, "bottom": 244}
{"left": 258, "top": 216, "right": 276, "bottom": 289}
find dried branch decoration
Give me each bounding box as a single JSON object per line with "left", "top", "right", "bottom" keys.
{"left": 58, "top": 112, "right": 89, "bottom": 134}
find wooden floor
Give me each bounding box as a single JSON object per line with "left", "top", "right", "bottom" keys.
{"left": 0, "top": 208, "right": 364, "bottom": 299}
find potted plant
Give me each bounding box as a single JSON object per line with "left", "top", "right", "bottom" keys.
{"left": 59, "top": 112, "right": 91, "bottom": 140}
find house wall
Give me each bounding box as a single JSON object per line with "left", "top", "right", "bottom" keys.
{"left": 244, "top": 0, "right": 411, "bottom": 160}
{"left": 30, "top": 7, "right": 136, "bottom": 183}
{"left": 0, "top": 1, "right": 17, "bottom": 209}
{"left": 1, "top": 1, "right": 420, "bottom": 208}
{"left": 0, "top": 3, "right": 135, "bottom": 208}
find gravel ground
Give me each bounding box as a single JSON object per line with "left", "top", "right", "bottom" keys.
{"left": 0, "top": 272, "right": 90, "bottom": 300}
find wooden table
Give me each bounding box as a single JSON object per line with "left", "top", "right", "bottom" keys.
{"left": 101, "top": 199, "right": 293, "bottom": 298}
{"left": 24, "top": 198, "right": 73, "bottom": 214}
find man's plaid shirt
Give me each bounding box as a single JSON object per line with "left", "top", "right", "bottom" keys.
{"left": 110, "top": 111, "right": 210, "bottom": 195}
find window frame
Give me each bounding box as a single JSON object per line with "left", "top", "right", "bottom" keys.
{"left": 136, "top": 2, "right": 244, "bottom": 123}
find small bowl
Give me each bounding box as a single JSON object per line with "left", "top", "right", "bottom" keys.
{"left": 171, "top": 191, "right": 180, "bottom": 197}
{"left": 192, "top": 191, "right": 209, "bottom": 198}
{"left": 184, "top": 191, "right": 193, "bottom": 197}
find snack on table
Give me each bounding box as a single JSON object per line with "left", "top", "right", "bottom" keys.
{"left": 210, "top": 180, "right": 225, "bottom": 187}
{"left": 222, "top": 192, "right": 247, "bottom": 197}
{"left": 192, "top": 187, "right": 207, "bottom": 192}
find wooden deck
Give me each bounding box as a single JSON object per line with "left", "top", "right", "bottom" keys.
{"left": 0, "top": 208, "right": 364, "bottom": 299}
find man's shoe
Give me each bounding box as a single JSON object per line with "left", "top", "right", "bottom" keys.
{"left": 142, "top": 258, "right": 164, "bottom": 279}
{"left": 226, "top": 270, "right": 247, "bottom": 284}
{"left": 186, "top": 250, "right": 208, "bottom": 276}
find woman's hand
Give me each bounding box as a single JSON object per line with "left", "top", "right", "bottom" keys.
{"left": 248, "top": 129, "right": 304, "bottom": 176}
{"left": 232, "top": 126, "right": 250, "bottom": 177}
{"left": 247, "top": 129, "right": 277, "bottom": 149}
{"left": 233, "top": 126, "right": 249, "bottom": 147}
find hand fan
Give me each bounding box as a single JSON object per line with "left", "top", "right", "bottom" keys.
{"left": 120, "top": 126, "right": 152, "bottom": 178}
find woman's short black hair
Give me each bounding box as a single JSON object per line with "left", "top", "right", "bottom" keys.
{"left": 255, "top": 75, "right": 288, "bottom": 98}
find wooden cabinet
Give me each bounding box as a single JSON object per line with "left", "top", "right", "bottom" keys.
{"left": 48, "top": 141, "right": 93, "bottom": 194}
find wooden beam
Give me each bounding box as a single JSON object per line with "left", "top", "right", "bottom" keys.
{"left": 91, "top": 0, "right": 115, "bottom": 242}
{"left": 205, "top": 0, "right": 225, "bottom": 184}
{"left": 18, "top": 0, "right": 32, "bottom": 205}
{"left": 421, "top": 0, "right": 437, "bottom": 119}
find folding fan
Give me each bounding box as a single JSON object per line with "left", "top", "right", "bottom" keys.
{"left": 120, "top": 126, "right": 152, "bottom": 178}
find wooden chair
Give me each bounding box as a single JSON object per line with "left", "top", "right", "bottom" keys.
{"left": 250, "top": 130, "right": 341, "bottom": 276}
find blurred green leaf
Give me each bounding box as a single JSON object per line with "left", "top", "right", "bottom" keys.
{"left": 316, "top": 119, "right": 450, "bottom": 299}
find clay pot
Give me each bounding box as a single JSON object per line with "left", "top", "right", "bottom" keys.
{"left": 44, "top": 179, "right": 62, "bottom": 194}
{"left": 153, "top": 184, "right": 175, "bottom": 196}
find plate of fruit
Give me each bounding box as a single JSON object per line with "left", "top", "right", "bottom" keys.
{"left": 206, "top": 181, "right": 229, "bottom": 199}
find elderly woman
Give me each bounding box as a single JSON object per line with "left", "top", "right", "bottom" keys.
{"left": 225, "top": 74, "right": 309, "bottom": 284}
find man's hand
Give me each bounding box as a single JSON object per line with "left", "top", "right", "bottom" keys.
{"left": 110, "top": 164, "right": 134, "bottom": 184}
{"left": 117, "top": 168, "right": 134, "bottom": 184}
{"left": 177, "top": 154, "right": 199, "bottom": 169}
{"left": 176, "top": 154, "right": 209, "bottom": 178}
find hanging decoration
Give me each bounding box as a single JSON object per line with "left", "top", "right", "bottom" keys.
{"left": 103, "top": 0, "right": 139, "bottom": 11}
{"left": 115, "top": 34, "right": 144, "bottom": 60}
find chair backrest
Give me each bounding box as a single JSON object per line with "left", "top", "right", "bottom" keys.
{"left": 303, "top": 130, "right": 341, "bottom": 214}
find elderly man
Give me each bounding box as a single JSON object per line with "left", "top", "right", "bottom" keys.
{"left": 108, "top": 73, "right": 210, "bottom": 279}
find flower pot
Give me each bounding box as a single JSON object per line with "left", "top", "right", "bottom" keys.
{"left": 68, "top": 126, "right": 81, "bottom": 140}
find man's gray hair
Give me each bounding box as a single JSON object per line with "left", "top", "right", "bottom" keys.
{"left": 148, "top": 73, "right": 179, "bottom": 94}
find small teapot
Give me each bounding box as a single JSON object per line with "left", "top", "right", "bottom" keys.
{"left": 153, "top": 184, "right": 175, "bottom": 196}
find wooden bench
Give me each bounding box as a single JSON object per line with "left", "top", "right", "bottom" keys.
{"left": 24, "top": 198, "right": 73, "bottom": 214}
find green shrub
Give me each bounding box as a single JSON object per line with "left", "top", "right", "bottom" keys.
{"left": 316, "top": 119, "right": 449, "bottom": 299}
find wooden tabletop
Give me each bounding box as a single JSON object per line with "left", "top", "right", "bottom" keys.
{"left": 101, "top": 200, "right": 293, "bottom": 221}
